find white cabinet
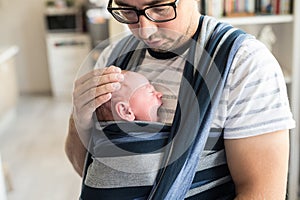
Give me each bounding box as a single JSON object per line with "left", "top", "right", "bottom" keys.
{"left": 216, "top": 2, "right": 300, "bottom": 199}
{"left": 46, "top": 33, "right": 91, "bottom": 99}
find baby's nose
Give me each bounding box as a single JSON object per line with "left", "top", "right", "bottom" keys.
{"left": 156, "top": 91, "right": 163, "bottom": 99}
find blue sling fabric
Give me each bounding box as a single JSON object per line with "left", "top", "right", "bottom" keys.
{"left": 81, "top": 124, "right": 229, "bottom": 200}
{"left": 80, "top": 16, "right": 249, "bottom": 200}
{"left": 148, "top": 28, "right": 247, "bottom": 200}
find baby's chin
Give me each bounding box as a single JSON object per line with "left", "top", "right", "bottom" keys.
{"left": 148, "top": 105, "right": 164, "bottom": 122}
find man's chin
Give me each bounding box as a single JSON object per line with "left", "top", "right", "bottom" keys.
{"left": 147, "top": 46, "right": 167, "bottom": 52}
{"left": 149, "top": 43, "right": 177, "bottom": 52}
{"left": 146, "top": 41, "right": 174, "bottom": 52}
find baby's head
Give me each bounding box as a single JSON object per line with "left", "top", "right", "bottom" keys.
{"left": 96, "top": 71, "right": 163, "bottom": 122}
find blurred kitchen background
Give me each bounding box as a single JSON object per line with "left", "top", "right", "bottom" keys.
{"left": 0, "top": 0, "right": 128, "bottom": 199}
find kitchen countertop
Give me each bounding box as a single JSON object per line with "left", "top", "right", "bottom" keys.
{"left": 0, "top": 46, "right": 19, "bottom": 65}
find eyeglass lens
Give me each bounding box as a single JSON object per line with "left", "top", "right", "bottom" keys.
{"left": 108, "top": 1, "right": 177, "bottom": 24}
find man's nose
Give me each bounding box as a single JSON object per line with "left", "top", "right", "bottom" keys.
{"left": 138, "top": 16, "right": 158, "bottom": 39}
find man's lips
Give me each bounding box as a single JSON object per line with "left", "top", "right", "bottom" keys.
{"left": 145, "top": 39, "right": 163, "bottom": 47}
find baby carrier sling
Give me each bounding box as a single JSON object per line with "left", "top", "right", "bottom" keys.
{"left": 80, "top": 16, "right": 250, "bottom": 200}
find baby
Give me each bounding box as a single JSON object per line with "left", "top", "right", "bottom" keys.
{"left": 86, "top": 71, "right": 168, "bottom": 192}
{"left": 96, "top": 71, "right": 163, "bottom": 122}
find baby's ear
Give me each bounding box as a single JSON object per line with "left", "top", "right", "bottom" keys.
{"left": 115, "top": 102, "right": 135, "bottom": 121}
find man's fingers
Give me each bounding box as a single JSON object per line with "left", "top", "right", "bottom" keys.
{"left": 77, "top": 92, "right": 112, "bottom": 120}
{"left": 75, "top": 73, "right": 124, "bottom": 96}
{"left": 75, "top": 66, "right": 122, "bottom": 86}
{"left": 72, "top": 66, "right": 123, "bottom": 131}
{"left": 85, "top": 93, "right": 112, "bottom": 113}
{"left": 73, "top": 92, "right": 112, "bottom": 131}
{"left": 74, "top": 82, "right": 121, "bottom": 111}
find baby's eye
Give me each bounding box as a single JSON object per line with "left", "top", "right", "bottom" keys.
{"left": 148, "top": 89, "right": 154, "bottom": 93}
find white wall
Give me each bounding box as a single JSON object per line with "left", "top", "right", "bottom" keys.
{"left": 0, "top": 0, "right": 51, "bottom": 94}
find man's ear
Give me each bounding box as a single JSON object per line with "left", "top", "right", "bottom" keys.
{"left": 115, "top": 102, "right": 135, "bottom": 121}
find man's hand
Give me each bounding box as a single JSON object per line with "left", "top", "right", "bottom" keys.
{"left": 65, "top": 66, "right": 124, "bottom": 176}
{"left": 72, "top": 66, "right": 124, "bottom": 133}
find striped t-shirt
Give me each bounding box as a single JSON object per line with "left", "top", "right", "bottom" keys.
{"left": 95, "top": 16, "right": 294, "bottom": 139}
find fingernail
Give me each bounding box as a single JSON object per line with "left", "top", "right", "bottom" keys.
{"left": 112, "top": 82, "right": 121, "bottom": 90}
{"left": 117, "top": 74, "right": 124, "bottom": 81}
{"left": 114, "top": 67, "right": 121, "bottom": 73}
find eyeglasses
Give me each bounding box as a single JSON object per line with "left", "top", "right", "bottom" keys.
{"left": 107, "top": 0, "right": 179, "bottom": 24}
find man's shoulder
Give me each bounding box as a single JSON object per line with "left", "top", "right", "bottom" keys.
{"left": 234, "top": 36, "right": 273, "bottom": 63}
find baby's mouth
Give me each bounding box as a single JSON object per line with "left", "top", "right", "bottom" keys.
{"left": 156, "top": 104, "right": 166, "bottom": 122}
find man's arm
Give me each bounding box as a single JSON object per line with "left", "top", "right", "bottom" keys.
{"left": 225, "top": 130, "right": 289, "bottom": 199}
{"left": 65, "top": 115, "right": 87, "bottom": 177}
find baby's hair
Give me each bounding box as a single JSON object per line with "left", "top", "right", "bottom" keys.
{"left": 96, "top": 99, "right": 113, "bottom": 121}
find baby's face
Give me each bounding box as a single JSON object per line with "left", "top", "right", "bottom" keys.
{"left": 119, "top": 71, "right": 163, "bottom": 122}
{"left": 129, "top": 82, "right": 163, "bottom": 122}
{"left": 110, "top": 71, "right": 163, "bottom": 122}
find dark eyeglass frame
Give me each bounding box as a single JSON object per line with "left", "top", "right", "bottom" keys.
{"left": 107, "top": 0, "right": 179, "bottom": 24}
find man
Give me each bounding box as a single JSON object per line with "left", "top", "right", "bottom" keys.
{"left": 65, "top": 0, "right": 295, "bottom": 199}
